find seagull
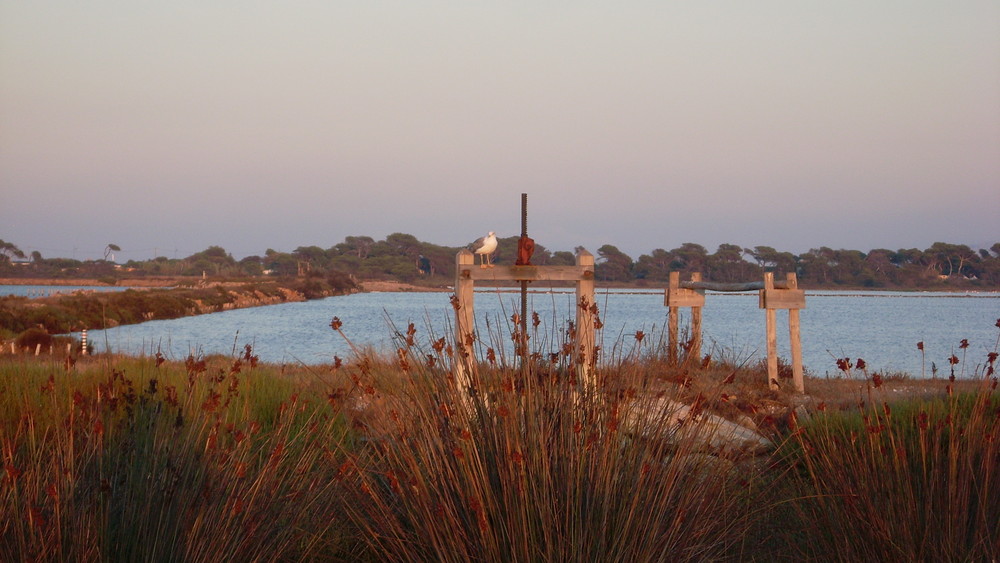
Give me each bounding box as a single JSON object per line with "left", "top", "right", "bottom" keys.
{"left": 470, "top": 231, "right": 498, "bottom": 268}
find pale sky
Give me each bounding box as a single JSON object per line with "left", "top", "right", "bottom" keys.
{"left": 2, "top": 1, "right": 998, "bottom": 262}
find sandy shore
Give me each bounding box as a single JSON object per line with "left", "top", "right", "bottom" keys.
{"left": 358, "top": 280, "right": 448, "bottom": 292}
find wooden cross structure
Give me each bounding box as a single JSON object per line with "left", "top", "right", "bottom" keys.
{"left": 453, "top": 248, "right": 597, "bottom": 390}
{"left": 666, "top": 271, "right": 806, "bottom": 393}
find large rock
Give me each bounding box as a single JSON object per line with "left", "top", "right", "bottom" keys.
{"left": 623, "top": 396, "right": 773, "bottom": 457}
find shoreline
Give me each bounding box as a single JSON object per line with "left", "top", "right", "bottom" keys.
{"left": 2, "top": 277, "right": 996, "bottom": 295}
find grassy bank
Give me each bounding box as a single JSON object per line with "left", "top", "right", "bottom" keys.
{"left": 0, "top": 274, "right": 357, "bottom": 347}
{"left": 1, "top": 316, "right": 997, "bottom": 561}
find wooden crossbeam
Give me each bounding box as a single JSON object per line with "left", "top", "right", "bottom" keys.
{"left": 458, "top": 264, "right": 594, "bottom": 282}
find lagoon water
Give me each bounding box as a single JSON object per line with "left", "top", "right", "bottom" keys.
{"left": 75, "top": 289, "right": 999, "bottom": 378}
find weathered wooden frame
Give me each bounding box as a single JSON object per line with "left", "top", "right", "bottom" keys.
{"left": 454, "top": 248, "right": 596, "bottom": 390}
{"left": 666, "top": 271, "right": 805, "bottom": 393}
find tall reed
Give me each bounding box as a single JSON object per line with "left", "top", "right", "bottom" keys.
{"left": 777, "top": 375, "right": 999, "bottom": 560}
{"left": 333, "top": 310, "right": 764, "bottom": 562}
{"left": 0, "top": 351, "right": 355, "bottom": 562}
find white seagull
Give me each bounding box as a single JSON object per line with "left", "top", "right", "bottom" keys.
{"left": 470, "top": 231, "right": 498, "bottom": 268}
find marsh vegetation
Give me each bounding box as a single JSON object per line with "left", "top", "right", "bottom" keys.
{"left": 1, "top": 314, "right": 997, "bottom": 561}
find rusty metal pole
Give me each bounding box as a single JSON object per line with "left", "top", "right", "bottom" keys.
{"left": 519, "top": 193, "right": 529, "bottom": 368}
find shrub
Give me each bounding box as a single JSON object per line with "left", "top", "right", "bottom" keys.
{"left": 14, "top": 326, "right": 53, "bottom": 350}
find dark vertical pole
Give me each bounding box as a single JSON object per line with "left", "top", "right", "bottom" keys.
{"left": 520, "top": 194, "right": 529, "bottom": 364}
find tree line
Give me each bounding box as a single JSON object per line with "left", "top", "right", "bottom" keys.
{"left": 2, "top": 237, "right": 998, "bottom": 289}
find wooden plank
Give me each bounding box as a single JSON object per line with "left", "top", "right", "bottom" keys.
{"left": 460, "top": 265, "right": 594, "bottom": 282}
{"left": 760, "top": 289, "right": 806, "bottom": 310}
{"left": 665, "top": 288, "right": 705, "bottom": 307}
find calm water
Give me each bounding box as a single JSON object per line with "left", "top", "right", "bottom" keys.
{"left": 76, "top": 289, "right": 1000, "bottom": 378}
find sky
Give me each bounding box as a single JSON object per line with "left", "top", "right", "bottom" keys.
{"left": 1, "top": 1, "right": 998, "bottom": 262}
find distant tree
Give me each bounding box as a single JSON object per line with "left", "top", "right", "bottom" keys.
{"left": 634, "top": 248, "right": 672, "bottom": 281}
{"left": 523, "top": 241, "right": 552, "bottom": 265}
{"left": 550, "top": 251, "right": 576, "bottom": 266}
{"left": 104, "top": 243, "right": 121, "bottom": 261}
{"left": 829, "top": 249, "right": 866, "bottom": 284}
{"left": 239, "top": 255, "right": 264, "bottom": 276}
{"left": 744, "top": 246, "right": 794, "bottom": 273}
{"left": 263, "top": 252, "right": 298, "bottom": 277}
{"left": 184, "top": 246, "right": 237, "bottom": 276}
{"left": 293, "top": 246, "right": 329, "bottom": 273}
{"left": 863, "top": 249, "right": 896, "bottom": 286}
{"left": 187, "top": 246, "right": 234, "bottom": 264}
{"left": 595, "top": 244, "right": 633, "bottom": 282}
{"left": 925, "top": 242, "right": 979, "bottom": 277}
{"left": 706, "top": 244, "right": 757, "bottom": 282}
{"left": 798, "top": 248, "right": 834, "bottom": 284}
{"left": 335, "top": 236, "right": 375, "bottom": 259}
{"left": 0, "top": 239, "right": 25, "bottom": 262}
{"left": 385, "top": 233, "right": 422, "bottom": 256}
{"left": 670, "top": 243, "right": 708, "bottom": 272}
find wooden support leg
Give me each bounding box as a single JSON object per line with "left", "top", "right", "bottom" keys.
{"left": 668, "top": 272, "right": 679, "bottom": 365}
{"left": 764, "top": 273, "right": 780, "bottom": 390}
{"left": 575, "top": 250, "right": 596, "bottom": 390}
{"left": 690, "top": 273, "right": 703, "bottom": 362}
{"left": 454, "top": 250, "right": 476, "bottom": 391}
{"left": 787, "top": 273, "right": 804, "bottom": 393}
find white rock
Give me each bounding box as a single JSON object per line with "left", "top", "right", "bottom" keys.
{"left": 623, "top": 396, "right": 773, "bottom": 457}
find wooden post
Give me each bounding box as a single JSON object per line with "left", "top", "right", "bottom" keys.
{"left": 665, "top": 272, "right": 706, "bottom": 365}
{"left": 575, "top": 249, "right": 596, "bottom": 388}
{"left": 668, "top": 272, "right": 679, "bottom": 364}
{"left": 787, "top": 272, "right": 804, "bottom": 393}
{"left": 763, "top": 273, "right": 779, "bottom": 390}
{"left": 690, "top": 272, "right": 703, "bottom": 361}
{"left": 759, "top": 272, "right": 807, "bottom": 392}
{"left": 454, "top": 249, "right": 476, "bottom": 391}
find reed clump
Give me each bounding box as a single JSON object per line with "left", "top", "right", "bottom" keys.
{"left": 769, "top": 382, "right": 999, "bottom": 561}
{"left": 0, "top": 349, "right": 357, "bottom": 562}
{"left": 330, "top": 313, "right": 786, "bottom": 562}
